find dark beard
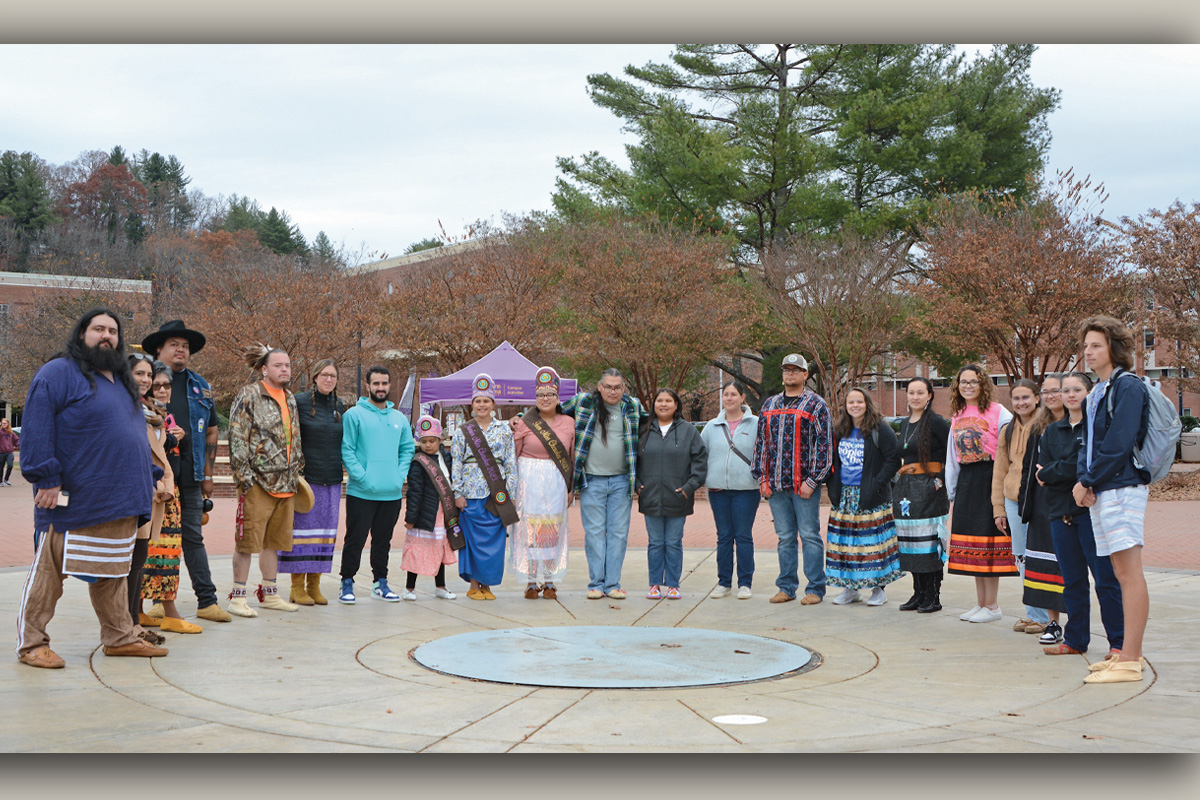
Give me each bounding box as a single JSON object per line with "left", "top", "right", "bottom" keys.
{"left": 83, "top": 343, "right": 126, "bottom": 374}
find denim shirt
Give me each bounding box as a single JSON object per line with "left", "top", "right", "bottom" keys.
{"left": 179, "top": 368, "right": 216, "bottom": 482}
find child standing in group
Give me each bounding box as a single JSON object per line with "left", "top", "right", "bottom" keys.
{"left": 401, "top": 415, "right": 458, "bottom": 601}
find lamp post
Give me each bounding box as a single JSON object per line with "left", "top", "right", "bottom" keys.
{"left": 356, "top": 330, "right": 362, "bottom": 400}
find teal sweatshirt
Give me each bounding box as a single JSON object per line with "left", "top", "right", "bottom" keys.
{"left": 341, "top": 398, "right": 416, "bottom": 501}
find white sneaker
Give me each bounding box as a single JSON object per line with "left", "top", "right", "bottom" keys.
{"left": 968, "top": 605, "right": 1002, "bottom": 623}
{"left": 866, "top": 587, "right": 888, "bottom": 606}
{"left": 960, "top": 605, "right": 983, "bottom": 621}
{"left": 709, "top": 586, "right": 731, "bottom": 599}
{"left": 434, "top": 586, "right": 456, "bottom": 600}
{"left": 737, "top": 586, "right": 752, "bottom": 600}
{"left": 401, "top": 589, "right": 416, "bottom": 601}
{"left": 832, "top": 588, "right": 862, "bottom": 605}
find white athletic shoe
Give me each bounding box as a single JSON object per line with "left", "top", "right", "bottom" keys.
{"left": 401, "top": 589, "right": 417, "bottom": 601}
{"left": 832, "top": 588, "right": 863, "bottom": 605}
{"left": 709, "top": 586, "right": 731, "bottom": 599}
{"left": 960, "top": 605, "right": 984, "bottom": 621}
{"left": 866, "top": 587, "right": 888, "bottom": 606}
{"left": 737, "top": 586, "right": 752, "bottom": 600}
{"left": 968, "top": 606, "right": 1003, "bottom": 623}
{"left": 434, "top": 586, "right": 456, "bottom": 600}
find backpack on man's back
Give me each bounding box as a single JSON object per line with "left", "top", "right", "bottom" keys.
{"left": 1104, "top": 368, "right": 1183, "bottom": 483}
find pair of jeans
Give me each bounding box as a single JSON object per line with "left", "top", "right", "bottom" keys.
{"left": 1006, "top": 497, "right": 1050, "bottom": 624}
{"left": 1, "top": 452, "right": 13, "bottom": 481}
{"left": 579, "top": 474, "right": 633, "bottom": 593}
{"left": 709, "top": 488, "right": 758, "bottom": 588}
{"left": 177, "top": 483, "right": 217, "bottom": 608}
{"left": 767, "top": 488, "right": 825, "bottom": 598}
{"left": 645, "top": 514, "right": 686, "bottom": 587}
{"left": 341, "top": 495, "right": 402, "bottom": 581}
{"left": 1050, "top": 514, "right": 1124, "bottom": 653}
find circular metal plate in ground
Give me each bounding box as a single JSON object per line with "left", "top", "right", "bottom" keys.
{"left": 410, "top": 626, "right": 819, "bottom": 688}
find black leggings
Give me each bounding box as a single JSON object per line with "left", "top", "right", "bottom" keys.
{"left": 406, "top": 565, "right": 446, "bottom": 590}
{"left": 128, "top": 538, "right": 149, "bottom": 625}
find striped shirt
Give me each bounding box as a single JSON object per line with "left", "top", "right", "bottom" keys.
{"left": 751, "top": 390, "right": 833, "bottom": 494}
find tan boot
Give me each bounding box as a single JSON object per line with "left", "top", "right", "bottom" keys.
{"left": 306, "top": 573, "right": 328, "bottom": 605}
{"left": 289, "top": 573, "right": 315, "bottom": 605}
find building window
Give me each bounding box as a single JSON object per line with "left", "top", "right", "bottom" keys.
{"left": 0, "top": 303, "right": 8, "bottom": 321}
{"left": 1144, "top": 329, "right": 1155, "bottom": 348}
{"left": 387, "top": 282, "right": 393, "bottom": 296}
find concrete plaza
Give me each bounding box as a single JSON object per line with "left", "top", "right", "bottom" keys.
{"left": 1, "top": 490, "right": 1198, "bottom": 752}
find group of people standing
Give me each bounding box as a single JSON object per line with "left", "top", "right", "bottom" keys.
{"left": 13, "top": 310, "right": 1155, "bottom": 687}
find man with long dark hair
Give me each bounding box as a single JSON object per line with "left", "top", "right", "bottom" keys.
{"left": 15, "top": 308, "right": 167, "bottom": 668}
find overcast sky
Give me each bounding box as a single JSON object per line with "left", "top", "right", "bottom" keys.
{"left": 2, "top": 44, "right": 1198, "bottom": 261}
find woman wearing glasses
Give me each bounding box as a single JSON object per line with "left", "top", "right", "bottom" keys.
{"left": 945, "top": 364, "right": 1016, "bottom": 623}
{"left": 280, "top": 359, "right": 346, "bottom": 605}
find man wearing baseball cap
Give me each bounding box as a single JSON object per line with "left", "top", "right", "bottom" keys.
{"left": 751, "top": 353, "right": 834, "bottom": 605}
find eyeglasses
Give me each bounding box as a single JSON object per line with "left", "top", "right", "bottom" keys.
{"left": 130, "top": 353, "right": 152, "bottom": 362}
{"left": 1040, "top": 389, "right": 1061, "bottom": 396}
{"left": 959, "top": 380, "right": 980, "bottom": 387}
{"left": 535, "top": 392, "right": 558, "bottom": 399}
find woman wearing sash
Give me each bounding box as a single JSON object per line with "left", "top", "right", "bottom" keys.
{"left": 893, "top": 377, "right": 951, "bottom": 613}
{"left": 401, "top": 415, "right": 457, "bottom": 600}
{"left": 946, "top": 364, "right": 1016, "bottom": 623}
{"left": 699, "top": 379, "right": 760, "bottom": 599}
{"left": 510, "top": 367, "right": 575, "bottom": 599}
{"left": 452, "top": 373, "right": 517, "bottom": 600}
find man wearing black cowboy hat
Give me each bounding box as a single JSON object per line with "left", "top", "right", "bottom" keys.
{"left": 141, "top": 320, "right": 231, "bottom": 623}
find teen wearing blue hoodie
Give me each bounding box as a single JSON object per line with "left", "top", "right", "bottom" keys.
{"left": 338, "top": 366, "right": 415, "bottom": 604}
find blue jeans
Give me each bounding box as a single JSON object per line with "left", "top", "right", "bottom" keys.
{"left": 1050, "top": 514, "right": 1124, "bottom": 653}
{"left": 709, "top": 489, "right": 758, "bottom": 588}
{"left": 178, "top": 482, "right": 218, "bottom": 608}
{"left": 580, "top": 474, "right": 633, "bottom": 593}
{"left": 645, "top": 514, "right": 686, "bottom": 587}
{"left": 1006, "top": 498, "right": 1050, "bottom": 624}
{"left": 767, "top": 488, "right": 825, "bottom": 598}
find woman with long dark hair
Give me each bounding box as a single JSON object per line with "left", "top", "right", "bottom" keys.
{"left": 946, "top": 365, "right": 1015, "bottom": 623}
{"left": 825, "top": 387, "right": 903, "bottom": 605}
{"left": 140, "top": 362, "right": 198, "bottom": 632}
{"left": 636, "top": 388, "right": 707, "bottom": 600}
{"left": 700, "top": 379, "right": 760, "bottom": 599}
{"left": 893, "top": 377, "right": 952, "bottom": 613}
{"left": 991, "top": 378, "right": 1056, "bottom": 634}
{"left": 279, "top": 358, "right": 345, "bottom": 605}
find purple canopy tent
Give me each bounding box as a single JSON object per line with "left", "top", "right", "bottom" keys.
{"left": 417, "top": 341, "right": 578, "bottom": 407}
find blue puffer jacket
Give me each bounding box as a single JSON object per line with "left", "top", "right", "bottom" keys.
{"left": 1077, "top": 372, "right": 1151, "bottom": 493}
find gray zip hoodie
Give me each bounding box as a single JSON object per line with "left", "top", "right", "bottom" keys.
{"left": 700, "top": 406, "right": 760, "bottom": 491}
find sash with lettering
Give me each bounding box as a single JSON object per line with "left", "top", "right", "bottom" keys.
{"left": 413, "top": 452, "right": 465, "bottom": 551}
{"left": 521, "top": 408, "right": 574, "bottom": 492}
{"left": 461, "top": 421, "right": 520, "bottom": 526}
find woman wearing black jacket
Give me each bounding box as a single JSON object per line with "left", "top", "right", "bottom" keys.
{"left": 281, "top": 359, "right": 346, "bottom": 605}
{"left": 636, "top": 389, "right": 707, "bottom": 601}
{"left": 826, "top": 388, "right": 903, "bottom": 606}
{"left": 1036, "top": 371, "right": 1124, "bottom": 660}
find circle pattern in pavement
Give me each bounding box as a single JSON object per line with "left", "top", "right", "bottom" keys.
{"left": 408, "top": 625, "right": 820, "bottom": 688}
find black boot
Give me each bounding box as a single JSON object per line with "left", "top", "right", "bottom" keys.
{"left": 918, "top": 572, "right": 942, "bottom": 613}
{"left": 899, "top": 573, "right": 924, "bottom": 611}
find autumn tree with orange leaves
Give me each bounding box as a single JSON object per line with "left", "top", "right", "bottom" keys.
{"left": 911, "top": 171, "right": 1132, "bottom": 385}
{"left": 1126, "top": 201, "right": 1200, "bottom": 393}
{"left": 183, "top": 232, "right": 379, "bottom": 406}
{"left": 758, "top": 232, "right": 910, "bottom": 414}
{"left": 380, "top": 218, "right": 563, "bottom": 379}
{"left": 545, "top": 214, "right": 759, "bottom": 403}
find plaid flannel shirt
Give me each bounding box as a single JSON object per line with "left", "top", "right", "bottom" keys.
{"left": 561, "top": 391, "right": 649, "bottom": 495}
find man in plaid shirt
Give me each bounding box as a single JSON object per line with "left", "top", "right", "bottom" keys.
{"left": 561, "top": 369, "right": 649, "bottom": 600}
{"left": 751, "top": 353, "right": 834, "bottom": 605}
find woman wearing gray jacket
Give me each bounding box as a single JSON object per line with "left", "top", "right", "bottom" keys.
{"left": 636, "top": 388, "right": 707, "bottom": 600}
{"left": 700, "top": 380, "right": 760, "bottom": 599}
